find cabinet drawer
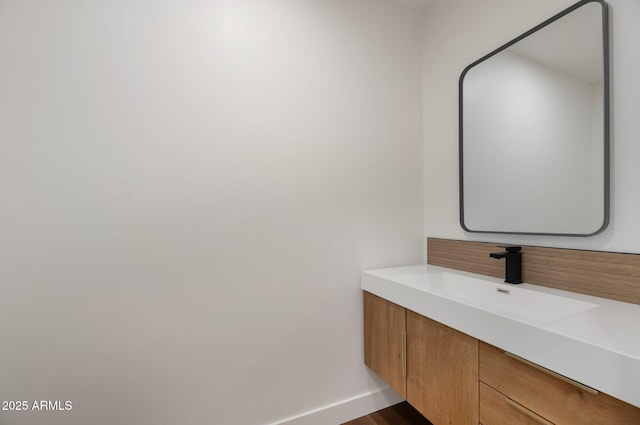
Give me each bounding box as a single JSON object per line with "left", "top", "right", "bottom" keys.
{"left": 479, "top": 342, "right": 640, "bottom": 425}
{"left": 480, "top": 382, "right": 553, "bottom": 425}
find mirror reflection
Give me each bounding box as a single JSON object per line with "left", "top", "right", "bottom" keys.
{"left": 460, "top": 0, "right": 608, "bottom": 236}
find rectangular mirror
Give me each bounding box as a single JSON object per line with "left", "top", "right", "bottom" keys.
{"left": 459, "top": 0, "right": 609, "bottom": 236}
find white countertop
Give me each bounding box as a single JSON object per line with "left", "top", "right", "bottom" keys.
{"left": 362, "top": 264, "right": 640, "bottom": 408}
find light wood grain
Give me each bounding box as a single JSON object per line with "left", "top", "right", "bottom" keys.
{"left": 363, "top": 291, "right": 406, "bottom": 398}
{"left": 406, "top": 311, "right": 478, "bottom": 425}
{"left": 427, "top": 238, "right": 640, "bottom": 304}
{"left": 480, "top": 382, "right": 552, "bottom": 425}
{"left": 479, "top": 342, "right": 640, "bottom": 425}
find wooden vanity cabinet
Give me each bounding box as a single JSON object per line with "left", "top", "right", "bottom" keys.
{"left": 479, "top": 341, "right": 640, "bottom": 425}
{"left": 363, "top": 291, "right": 478, "bottom": 425}
{"left": 406, "top": 310, "right": 478, "bottom": 425}
{"left": 365, "top": 292, "right": 640, "bottom": 425}
{"left": 363, "top": 291, "right": 406, "bottom": 398}
{"left": 480, "top": 382, "right": 547, "bottom": 425}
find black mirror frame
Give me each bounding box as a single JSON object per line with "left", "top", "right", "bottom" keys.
{"left": 458, "top": 0, "right": 610, "bottom": 237}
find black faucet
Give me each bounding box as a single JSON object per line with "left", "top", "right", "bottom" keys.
{"left": 490, "top": 246, "right": 522, "bottom": 284}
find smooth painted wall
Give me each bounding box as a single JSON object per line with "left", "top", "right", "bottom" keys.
{"left": 0, "top": 1, "right": 423, "bottom": 424}
{"left": 423, "top": 0, "right": 640, "bottom": 252}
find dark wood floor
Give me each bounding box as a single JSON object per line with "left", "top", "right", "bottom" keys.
{"left": 341, "top": 402, "right": 433, "bottom": 425}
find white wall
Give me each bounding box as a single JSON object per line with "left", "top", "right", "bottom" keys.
{"left": 423, "top": 0, "right": 640, "bottom": 252}
{"left": 0, "top": 1, "right": 423, "bottom": 424}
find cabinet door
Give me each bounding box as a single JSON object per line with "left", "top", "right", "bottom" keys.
{"left": 363, "top": 291, "right": 406, "bottom": 398}
{"left": 406, "top": 311, "right": 478, "bottom": 425}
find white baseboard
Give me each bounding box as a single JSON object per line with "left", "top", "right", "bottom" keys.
{"left": 268, "top": 387, "right": 404, "bottom": 425}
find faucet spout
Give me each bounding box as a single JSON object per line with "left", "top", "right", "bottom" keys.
{"left": 490, "top": 245, "right": 522, "bottom": 284}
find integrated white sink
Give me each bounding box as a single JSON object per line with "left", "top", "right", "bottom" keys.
{"left": 361, "top": 264, "right": 640, "bottom": 409}
{"left": 410, "top": 271, "right": 599, "bottom": 322}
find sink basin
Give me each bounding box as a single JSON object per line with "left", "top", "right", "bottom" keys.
{"left": 404, "top": 272, "right": 598, "bottom": 322}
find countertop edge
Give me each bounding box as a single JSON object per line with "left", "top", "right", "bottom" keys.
{"left": 361, "top": 265, "right": 640, "bottom": 409}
